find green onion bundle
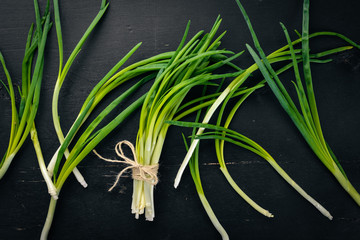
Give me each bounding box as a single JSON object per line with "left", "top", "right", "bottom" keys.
{"left": 129, "top": 16, "right": 249, "bottom": 220}
{"left": 0, "top": 0, "right": 51, "bottom": 180}
{"left": 236, "top": 0, "right": 360, "bottom": 206}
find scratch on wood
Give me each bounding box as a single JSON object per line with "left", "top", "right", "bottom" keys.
{"left": 337, "top": 217, "right": 360, "bottom": 222}
{"left": 202, "top": 160, "right": 262, "bottom": 166}
{"left": 15, "top": 227, "right": 26, "bottom": 231}
{"left": 17, "top": 180, "right": 45, "bottom": 183}
{"left": 202, "top": 162, "right": 219, "bottom": 166}
{"left": 102, "top": 164, "right": 125, "bottom": 168}
{"left": 117, "top": 185, "right": 127, "bottom": 194}
{"left": 103, "top": 174, "right": 130, "bottom": 178}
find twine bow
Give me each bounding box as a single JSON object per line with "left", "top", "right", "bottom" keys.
{"left": 93, "top": 140, "right": 159, "bottom": 191}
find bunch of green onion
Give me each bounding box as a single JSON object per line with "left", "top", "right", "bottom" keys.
{"left": 236, "top": 0, "right": 360, "bottom": 206}
{"left": 131, "top": 16, "right": 247, "bottom": 221}
{"left": 0, "top": 0, "right": 51, "bottom": 180}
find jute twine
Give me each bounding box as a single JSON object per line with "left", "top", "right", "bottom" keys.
{"left": 93, "top": 140, "right": 159, "bottom": 191}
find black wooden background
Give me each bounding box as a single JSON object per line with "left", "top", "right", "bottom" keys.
{"left": 1, "top": 0, "right": 360, "bottom": 239}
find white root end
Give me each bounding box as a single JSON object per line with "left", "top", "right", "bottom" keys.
{"left": 220, "top": 167, "right": 274, "bottom": 218}
{"left": 265, "top": 211, "right": 274, "bottom": 218}
{"left": 314, "top": 202, "right": 333, "bottom": 220}
{"left": 174, "top": 138, "right": 201, "bottom": 188}
{"left": 48, "top": 146, "right": 88, "bottom": 187}
{"left": 266, "top": 159, "right": 333, "bottom": 220}
{"left": 130, "top": 180, "right": 156, "bottom": 221}
{"left": 72, "top": 167, "right": 88, "bottom": 188}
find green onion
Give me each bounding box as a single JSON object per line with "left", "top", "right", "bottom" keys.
{"left": 235, "top": 0, "right": 360, "bottom": 205}
{"left": 214, "top": 83, "right": 275, "bottom": 218}
{"left": 183, "top": 128, "right": 229, "bottom": 240}
{"left": 47, "top": 0, "right": 110, "bottom": 188}
{"left": 187, "top": 146, "right": 229, "bottom": 240}
{"left": 0, "top": 0, "right": 51, "bottom": 180}
{"left": 181, "top": 83, "right": 238, "bottom": 240}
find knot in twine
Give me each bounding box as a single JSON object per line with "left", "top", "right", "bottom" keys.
{"left": 93, "top": 140, "right": 159, "bottom": 192}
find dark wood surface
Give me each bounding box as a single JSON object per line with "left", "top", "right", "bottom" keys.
{"left": 0, "top": 0, "right": 360, "bottom": 239}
